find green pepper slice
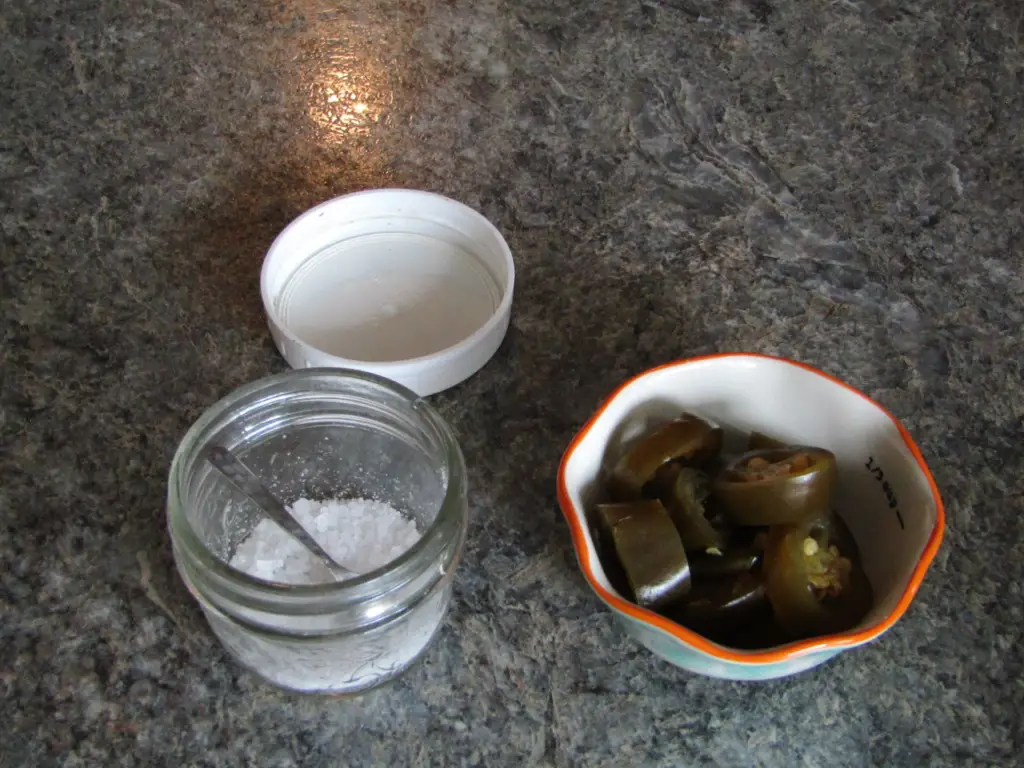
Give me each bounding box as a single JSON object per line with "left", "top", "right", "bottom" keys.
{"left": 596, "top": 500, "right": 692, "bottom": 608}
{"left": 691, "top": 423, "right": 724, "bottom": 469}
{"left": 827, "top": 509, "right": 863, "bottom": 562}
{"left": 719, "top": 615, "right": 792, "bottom": 650}
{"left": 763, "top": 512, "right": 873, "bottom": 639}
{"left": 647, "top": 464, "right": 725, "bottom": 553}
{"left": 713, "top": 446, "right": 838, "bottom": 525}
{"left": 747, "top": 431, "right": 788, "bottom": 451}
{"left": 689, "top": 546, "right": 762, "bottom": 578}
{"left": 609, "top": 413, "right": 720, "bottom": 500}
{"left": 668, "top": 573, "right": 770, "bottom": 639}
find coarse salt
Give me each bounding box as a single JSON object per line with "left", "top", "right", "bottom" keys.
{"left": 213, "top": 495, "right": 449, "bottom": 693}
{"left": 230, "top": 497, "right": 421, "bottom": 584}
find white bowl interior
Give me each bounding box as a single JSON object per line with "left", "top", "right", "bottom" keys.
{"left": 562, "top": 356, "right": 940, "bottom": 634}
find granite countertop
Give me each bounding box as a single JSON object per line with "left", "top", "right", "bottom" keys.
{"left": 3, "top": 0, "right": 1022, "bottom": 764}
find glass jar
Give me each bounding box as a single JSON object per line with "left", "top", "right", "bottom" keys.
{"left": 166, "top": 368, "right": 468, "bottom": 695}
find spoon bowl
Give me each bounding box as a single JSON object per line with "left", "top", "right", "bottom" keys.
{"left": 205, "top": 445, "right": 354, "bottom": 581}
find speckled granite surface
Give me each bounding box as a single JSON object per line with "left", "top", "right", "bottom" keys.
{"left": 2, "top": 0, "right": 1023, "bottom": 764}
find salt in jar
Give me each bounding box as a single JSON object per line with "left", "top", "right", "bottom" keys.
{"left": 166, "top": 369, "right": 468, "bottom": 695}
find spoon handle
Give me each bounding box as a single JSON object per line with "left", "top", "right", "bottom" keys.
{"left": 206, "top": 445, "right": 351, "bottom": 579}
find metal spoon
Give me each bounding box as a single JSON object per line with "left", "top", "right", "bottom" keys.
{"left": 206, "top": 445, "right": 354, "bottom": 581}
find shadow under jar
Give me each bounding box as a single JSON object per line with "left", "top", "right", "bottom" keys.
{"left": 167, "top": 369, "right": 468, "bottom": 695}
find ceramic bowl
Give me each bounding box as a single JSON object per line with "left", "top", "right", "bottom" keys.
{"left": 557, "top": 353, "right": 944, "bottom": 681}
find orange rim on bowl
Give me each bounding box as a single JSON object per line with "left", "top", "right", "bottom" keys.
{"left": 556, "top": 352, "right": 946, "bottom": 664}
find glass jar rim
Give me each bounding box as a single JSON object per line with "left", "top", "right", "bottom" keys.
{"left": 166, "top": 367, "right": 466, "bottom": 603}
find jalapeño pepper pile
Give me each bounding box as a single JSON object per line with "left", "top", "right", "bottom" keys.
{"left": 593, "top": 413, "right": 873, "bottom": 648}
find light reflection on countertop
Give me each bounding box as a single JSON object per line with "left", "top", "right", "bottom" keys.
{"left": 306, "top": 34, "right": 391, "bottom": 141}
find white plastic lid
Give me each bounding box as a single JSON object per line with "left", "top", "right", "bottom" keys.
{"left": 260, "top": 189, "right": 515, "bottom": 396}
